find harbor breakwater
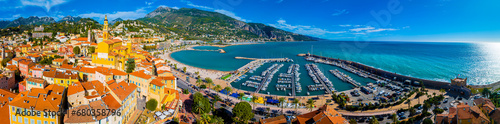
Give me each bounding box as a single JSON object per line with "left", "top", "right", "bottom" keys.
{"left": 307, "top": 54, "right": 500, "bottom": 96}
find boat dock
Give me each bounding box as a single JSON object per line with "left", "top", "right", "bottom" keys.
{"left": 330, "top": 69, "right": 360, "bottom": 87}
{"left": 255, "top": 64, "right": 283, "bottom": 93}
{"left": 305, "top": 64, "right": 333, "bottom": 94}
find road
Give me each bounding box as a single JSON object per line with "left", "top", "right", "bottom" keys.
{"left": 176, "top": 77, "right": 197, "bottom": 93}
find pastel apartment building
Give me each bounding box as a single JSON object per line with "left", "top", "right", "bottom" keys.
{"left": 9, "top": 85, "right": 66, "bottom": 124}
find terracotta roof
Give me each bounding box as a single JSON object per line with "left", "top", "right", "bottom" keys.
{"left": 157, "top": 76, "right": 176, "bottom": 80}
{"left": 150, "top": 78, "right": 164, "bottom": 87}
{"left": 9, "top": 85, "right": 64, "bottom": 111}
{"left": 81, "top": 80, "right": 108, "bottom": 97}
{"left": 474, "top": 98, "right": 496, "bottom": 110}
{"left": 53, "top": 58, "right": 65, "bottom": 63}
{"left": 26, "top": 77, "right": 46, "bottom": 84}
{"left": 294, "top": 105, "right": 348, "bottom": 124}
{"left": 75, "top": 37, "right": 88, "bottom": 41}
{"left": 110, "top": 69, "right": 127, "bottom": 75}
{"left": 108, "top": 81, "right": 137, "bottom": 101}
{"left": 0, "top": 89, "right": 17, "bottom": 122}
{"left": 63, "top": 99, "right": 116, "bottom": 123}
{"left": 129, "top": 70, "right": 152, "bottom": 79}
{"left": 101, "top": 94, "right": 121, "bottom": 109}
{"left": 67, "top": 82, "right": 85, "bottom": 96}
{"left": 42, "top": 69, "right": 79, "bottom": 79}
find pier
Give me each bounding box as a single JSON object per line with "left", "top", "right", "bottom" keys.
{"left": 305, "top": 64, "right": 333, "bottom": 94}
{"left": 235, "top": 56, "right": 292, "bottom": 62}
{"left": 330, "top": 69, "right": 360, "bottom": 87}
{"left": 255, "top": 64, "right": 283, "bottom": 93}
{"left": 302, "top": 54, "right": 476, "bottom": 96}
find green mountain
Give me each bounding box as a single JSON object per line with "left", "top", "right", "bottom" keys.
{"left": 58, "top": 16, "right": 83, "bottom": 22}
{"left": 4, "top": 16, "right": 56, "bottom": 28}
{"left": 138, "top": 7, "right": 318, "bottom": 41}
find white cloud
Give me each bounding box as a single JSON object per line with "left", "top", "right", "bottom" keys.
{"left": 145, "top": 1, "right": 153, "bottom": 5}
{"left": 214, "top": 9, "right": 250, "bottom": 22}
{"left": 180, "top": 0, "right": 213, "bottom": 10}
{"left": 269, "top": 19, "right": 345, "bottom": 36}
{"left": 158, "top": 5, "right": 179, "bottom": 9}
{"left": 349, "top": 26, "right": 375, "bottom": 32}
{"left": 78, "top": 8, "right": 148, "bottom": 21}
{"left": 20, "top": 0, "right": 69, "bottom": 12}
{"left": 339, "top": 24, "right": 351, "bottom": 27}
{"left": 331, "top": 9, "right": 348, "bottom": 16}
{"left": 0, "top": 14, "right": 21, "bottom": 20}
{"left": 349, "top": 26, "right": 398, "bottom": 33}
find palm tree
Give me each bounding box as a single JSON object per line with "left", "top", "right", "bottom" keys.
{"left": 214, "top": 85, "right": 222, "bottom": 91}
{"left": 278, "top": 97, "right": 286, "bottom": 115}
{"left": 224, "top": 87, "right": 232, "bottom": 93}
{"left": 196, "top": 78, "right": 203, "bottom": 86}
{"left": 252, "top": 96, "right": 259, "bottom": 110}
{"left": 211, "top": 116, "right": 224, "bottom": 124}
{"left": 407, "top": 99, "right": 411, "bottom": 109}
{"left": 238, "top": 93, "right": 244, "bottom": 100}
{"left": 306, "top": 99, "right": 316, "bottom": 112}
{"left": 392, "top": 113, "right": 398, "bottom": 124}
{"left": 293, "top": 99, "right": 300, "bottom": 115}
{"left": 266, "top": 107, "right": 271, "bottom": 117}
{"left": 199, "top": 113, "right": 212, "bottom": 124}
{"left": 439, "top": 88, "right": 446, "bottom": 95}
{"left": 193, "top": 101, "right": 204, "bottom": 114}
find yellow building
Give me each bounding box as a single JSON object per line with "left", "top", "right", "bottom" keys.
{"left": 148, "top": 76, "right": 177, "bottom": 109}
{"left": 42, "top": 68, "right": 79, "bottom": 87}
{"left": 107, "top": 80, "right": 138, "bottom": 124}
{"left": 9, "top": 85, "right": 65, "bottom": 124}
{"left": 128, "top": 70, "right": 153, "bottom": 98}
{"left": 91, "top": 15, "right": 133, "bottom": 71}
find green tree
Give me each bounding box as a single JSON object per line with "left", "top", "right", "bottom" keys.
{"left": 392, "top": 114, "right": 398, "bottom": 124}
{"left": 88, "top": 46, "right": 96, "bottom": 54}
{"left": 251, "top": 96, "right": 258, "bottom": 110}
{"left": 125, "top": 59, "right": 136, "bottom": 73}
{"left": 349, "top": 119, "right": 357, "bottom": 124}
{"left": 369, "top": 116, "right": 379, "bottom": 124}
{"left": 146, "top": 99, "right": 158, "bottom": 111}
{"left": 214, "top": 85, "right": 222, "bottom": 91}
{"left": 73, "top": 46, "right": 80, "bottom": 55}
{"left": 238, "top": 93, "right": 244, "bottom": 100}
{"left": 293, "top": 99, "right": 300, "bottom": 115}
{"left": 196, "top": 78, "right": 203, "bottom": 86}
{"left": 193, "top": 92, "right": 211, "bottom": 114}
{"left": 199, "top": 113, "right": 211, "bottom": 124}
{"left": 279, "top": 97, "right": 286, "bottom": 114}
{"left": 306, "top": 99, "right": 316, "bottom": 112}
{"left": 205, "top": 77, "right": 213, "bottom": 89}
{"left": 224, "top": 86, "right": 232, "bottom": 93}
{"left": 210, "top": 116, "right": 224, "bottom": 124}
{"left": 152, "top": 64, "right": 157, "bottom": 76}
{"left": 423, "top": 118, "right": 433, "bottom": 124}
{"left": 232, "top": 102, "right": 254, "bottom": 124}
{"left": 183, "top": 67, "right": 187, "bottom": 72}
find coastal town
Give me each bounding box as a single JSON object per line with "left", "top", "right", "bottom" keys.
{"left": 0, "top": 7, "right": 499, "bottom": 124}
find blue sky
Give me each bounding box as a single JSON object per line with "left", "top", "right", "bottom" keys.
{"left": 1, "top": 0, "right": 499, "bottom": 42}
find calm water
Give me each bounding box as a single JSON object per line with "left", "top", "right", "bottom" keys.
{"left": 171, "top": 41, "right": 500, "bottom": 95}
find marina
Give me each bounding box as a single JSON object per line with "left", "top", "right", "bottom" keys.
{"left": 305, "top": 64, "right": 334, "bottom": 94}
{"left": 255, "top": 63, "right": 284, "bottom": 93}
{"left": 330, "top": 69, "right": 361, "bottom": 87}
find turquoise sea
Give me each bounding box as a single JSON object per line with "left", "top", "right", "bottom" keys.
{"left": 170, "top": 41, "right": 500, "bottom": 95}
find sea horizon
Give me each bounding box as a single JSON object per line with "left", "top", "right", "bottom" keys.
{"left": 171, "top": 40, "right": 500, "bottom": 87}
